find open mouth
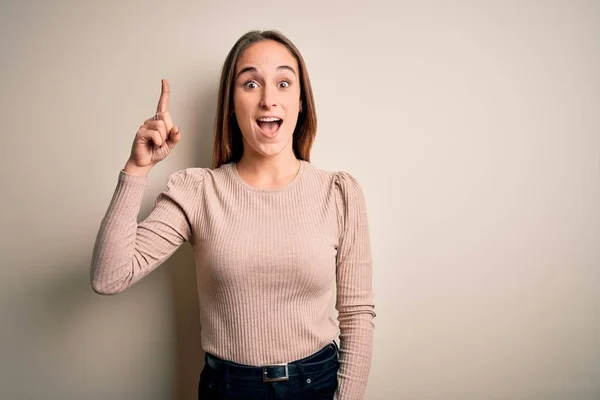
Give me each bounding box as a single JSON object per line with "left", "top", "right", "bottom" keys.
{"left": 256, "top": 117, "right": 283, "bottom": 137}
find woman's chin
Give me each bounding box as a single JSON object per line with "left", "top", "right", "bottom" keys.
{"left": 248, "top": 139, "right": 292, "bottom": 158}
{"left": 255, "top": 144, "right": 287, "bottom": 157}
{"left": 241, "top": 127, "right": 293, "bottom": 157}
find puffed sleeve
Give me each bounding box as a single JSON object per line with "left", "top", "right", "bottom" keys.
{"left": 91, "top": 168, "right": 204, "bottom": 295}
{"left": 333, "top": 171, "right": 376, "bottom": 400}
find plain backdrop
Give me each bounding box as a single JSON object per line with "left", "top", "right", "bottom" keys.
{"left": 1, "top": 0, "right": 599, "bottom": 399}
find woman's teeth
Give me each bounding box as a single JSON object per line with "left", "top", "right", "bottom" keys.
{"left": 257, "top": 117, "right": 281, "bottom": 123}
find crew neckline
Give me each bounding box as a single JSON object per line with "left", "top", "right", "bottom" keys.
{"left": 229, "top": 160, "right": 307, "bottom": 193}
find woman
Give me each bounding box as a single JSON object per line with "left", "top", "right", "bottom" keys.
{"left": 91, "top": 30, "right": 375, "bottom": 400}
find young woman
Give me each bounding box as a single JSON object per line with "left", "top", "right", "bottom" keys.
{"left": 91, "top": 30, "right": 375, "bottom": 400}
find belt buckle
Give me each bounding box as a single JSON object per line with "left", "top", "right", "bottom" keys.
{"left": 262, "top": 363, "right": 289, "bottom": 382}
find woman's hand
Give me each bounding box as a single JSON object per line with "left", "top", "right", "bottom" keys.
{"left": 124, "top": 79, "right": 181, "bottom": 176}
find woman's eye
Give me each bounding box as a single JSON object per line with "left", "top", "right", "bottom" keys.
{"left": 244, "top": 81, "right": 258, "bottom": 89}
{"left": 279, "top": 81, "right": 290, "bottom": 89}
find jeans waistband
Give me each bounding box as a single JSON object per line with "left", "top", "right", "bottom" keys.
{"left": 205, "top": 342, "right": 339, "bottom": 382}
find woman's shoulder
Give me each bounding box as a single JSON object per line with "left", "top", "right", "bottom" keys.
{"left": 165, "top": 163, "right": 234, "bottom": 190}
{"left": 305, "top": 162, "right": 364, "bottom": 196}
{"left": 166, "top": 166, "right": 206, "bottom": 184}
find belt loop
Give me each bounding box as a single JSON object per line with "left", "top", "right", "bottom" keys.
{"left": 297, "top": 362, "right": 310, "bottom": 388}
{"left": 332, "top": 340, "right": 339, "bottom": 353}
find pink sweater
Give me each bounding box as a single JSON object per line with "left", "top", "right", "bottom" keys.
{"left": 91, "top": 160, "right": 375, "bottom": 399}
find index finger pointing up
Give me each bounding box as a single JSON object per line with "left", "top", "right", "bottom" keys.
{"left": 156, "top": 79, "right": 170, "bottom": 114}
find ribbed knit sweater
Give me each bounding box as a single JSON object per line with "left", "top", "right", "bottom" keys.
{"left": 91, "top": 160, "right": 375, "bottom": 399}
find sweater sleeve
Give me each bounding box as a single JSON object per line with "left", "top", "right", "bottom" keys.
{"left": 90, "top": 168, "right": 204, "bottom": 295}
{"left": 333, "top": 172, "right": 376, "bottom": 400}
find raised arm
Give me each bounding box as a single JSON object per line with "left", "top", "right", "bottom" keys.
{"left": 90, "top": 168, "right": 202, "bottom": 295}
{"left": 90, "top": 79, "right": 196, "bottom": 295}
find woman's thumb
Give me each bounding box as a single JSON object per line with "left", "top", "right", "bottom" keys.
{"left": 167, "top": 126, "right": 181, "bottom": 149}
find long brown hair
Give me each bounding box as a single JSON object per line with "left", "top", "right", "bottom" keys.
{"left": 212, "top": 30, "right": 317, "bottom": 169}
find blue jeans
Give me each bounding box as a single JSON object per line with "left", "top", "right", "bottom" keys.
{"left": 198, "top": 342, "right": 340, "bottom": 399}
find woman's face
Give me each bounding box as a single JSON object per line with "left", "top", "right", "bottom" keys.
{"left": 233, "top": 40, "right": 302, "bottom": 159}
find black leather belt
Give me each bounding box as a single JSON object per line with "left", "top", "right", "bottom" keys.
{"left": 205, "top": 343, "right": 339, "bottom": 383}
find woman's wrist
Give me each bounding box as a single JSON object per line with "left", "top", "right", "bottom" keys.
{"left": 123, "top": 160, "right": 152, "bottom": 177}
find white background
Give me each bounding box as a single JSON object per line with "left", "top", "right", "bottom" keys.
{"left": 1, "top": 0, "right": 599, "bottom": 399}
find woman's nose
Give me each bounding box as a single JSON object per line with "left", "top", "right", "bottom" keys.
{"left": 259, "top": 86, "right": 277, "bottom": 109}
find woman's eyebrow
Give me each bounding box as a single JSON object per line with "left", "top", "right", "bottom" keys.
{"left": 236, "top": 65, "right": 297, "bottom": 79}
{"left": 276, "top": 65, "right": 297, "bottom": 76}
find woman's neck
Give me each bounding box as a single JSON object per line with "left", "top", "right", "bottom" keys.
{"left": 235, "top": 152, "right": 301, "bottom": 190}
